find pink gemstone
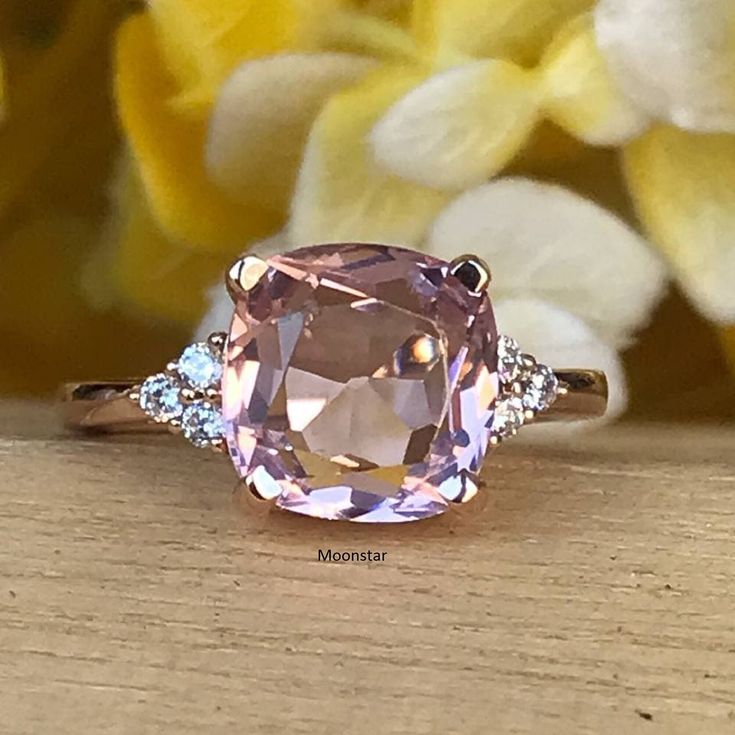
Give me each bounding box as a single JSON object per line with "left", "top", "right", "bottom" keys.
{"left": 223, "top": 244, "right": 499, "bottom": 523}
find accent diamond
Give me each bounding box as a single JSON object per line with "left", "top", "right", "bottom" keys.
{"left": 223, "top": 243, "right": 500, "bottom": 523}
{"left": 176, "top": 343, "right": 223, "bottom": 389}
{"left": 491, "top": 396, "right": 525, "bottom": 438}
{"left": 497, "top": 335, "right": 524, "bottom": 384}
{"left": 139, "top": 373, "right": 183, "bottom": 422}
{"left": 181, "top": 401, "right": 225, "bottom": 448}
{"left": 522, "top": 364, "right": 560, "bottom": 413}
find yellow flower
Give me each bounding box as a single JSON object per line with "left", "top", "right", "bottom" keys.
{"left": 280, "top": 0, "right": 735, "bottom": 376}
{"left": 106, "top": 0, "right": 375, "bottom": 322}
{"left": 111, "top": 0, "right": 598, "bottom": 306}
{"left": 0, "top": 0, "right": 727, "bottom": 409}
{"left": 297, "top": 1, "right": 735, "bottom": 317}
{"left": 146, "top": 0, "right": 346, "bottom": 116}
{"left": 86, "top": 159, "right": 231, "bottom": 325}
{"left": 207, "top": 1, "right": 594, "bottom": 243}
{"left": 107, "top": 0, "right": 734, "bottom": 410}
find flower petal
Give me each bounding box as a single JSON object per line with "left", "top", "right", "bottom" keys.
{"left": 427, "top": 178, "right": 667, "bottom": 346}
{"left": 541, "top": 14, "right": 649, "bottom": 145}
{"left": 290, "top": 68, "right": 450, "bottom": 245}
{"left": 414, "top": 0, "right": 594, "bottom": 65}
{"left": 113, "top": 207, "right": 226, "bottom": 327}
{"left": 146, "top": 0, "right": 343, "bottom": 114}
{"left": 116, "top": 14, "right": 279, "bottom": 253}
{"left": 206, "top": 53, "right": 376, "bottom": 214}
{"left": 371, "top": 60, "right": 540, "bottom": 190}
{"left": 494, "top": 297, "right": 626, "bottom": 419}
{"left": 90, "top": 165, "right": 227, "bottom": 325}
{"left": 624, "top": 126, "right": 735, "bottom": 324}
{"left": 595, "top": 0, "right": 735, "bottom": 133}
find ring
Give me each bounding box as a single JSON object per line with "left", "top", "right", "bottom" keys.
{"left": 62, "top": 243, "right": 608, "bottom": 524}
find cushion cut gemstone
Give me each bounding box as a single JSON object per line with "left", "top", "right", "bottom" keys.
{"left": 223, "top": 244, "right": 500, "bottom": 523}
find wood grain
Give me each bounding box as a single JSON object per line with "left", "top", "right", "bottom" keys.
{"left": 1, "top": 401, "right": 734, "bottom": 734}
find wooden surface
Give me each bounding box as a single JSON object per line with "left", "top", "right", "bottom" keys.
{"left": 1, "top": 401, "right": 734, "bottom": 734}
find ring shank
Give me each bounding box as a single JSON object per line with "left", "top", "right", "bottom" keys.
{"left": 60, "top": 370, "right": 608, "bottom": 433}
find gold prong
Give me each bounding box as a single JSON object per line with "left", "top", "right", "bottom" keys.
{"left": 233, "top": 480, "right": 276, "bottom": 518}
{"left": 166, "top": 361, "right": 178, "bottom": 373}
{"left": 128, "top": 390, "right": 140, "bottom": 402}
{"left": 207, "top": 332, "right": 227, "bottom": 352}
{"left": 227, "top": 255, "right": 268, "bottom": 301}
{"left": 449, "top": 254, "right": 492, "bottom": 293}
{"left": 490, "top": 435, "right": 502, "bottom": 446}
{"left": 524, "top": 410, "right": 535, "bottom": 421}
{"left": 180, "top": 387, "right": 198, "bottom": 403}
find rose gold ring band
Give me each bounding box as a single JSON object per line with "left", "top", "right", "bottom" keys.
{"left": 60, "top": 369, "right": 608, "bottom": 433}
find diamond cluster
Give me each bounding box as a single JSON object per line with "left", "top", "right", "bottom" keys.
{"left": 490, "top": 336, "right": 561, "bottom": 441}
{"left": 136, "top": 337, "right": 226, "bottom": 449}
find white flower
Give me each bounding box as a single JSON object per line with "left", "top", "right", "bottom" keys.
{"left": 195, "top": 0, "right": 735, "bottom": 424}
{"left": 595, "top": 0, "right": 735, "bottom": 133}
{"left": 427, "top": 178, "right": 667, "bottom": 348}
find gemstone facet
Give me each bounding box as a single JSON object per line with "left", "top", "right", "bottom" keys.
{"left": 223, "top": 243, "right": 500, "bottom": 523}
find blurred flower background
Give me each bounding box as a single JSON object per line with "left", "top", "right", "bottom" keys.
{"left": 1, "top": 0, "right": 734, "bottom": 420}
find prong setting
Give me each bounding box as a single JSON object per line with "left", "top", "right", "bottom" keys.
{"left": 207, "top": 332, "right": 227, "bottom": 351}
{"left": 449, "top": 254, "right": 492, "bottom": 293}
{"left": 130, "top": 334, "right": 226, "bottom": 450}
{"left": 227, "top": 255, "right": 268, "bottom": 300}
{"left": 490, "top": 336, "right": 561, "bottom": 441}
{"left": 233, "top": 480, "right": 277, "bottom": 518}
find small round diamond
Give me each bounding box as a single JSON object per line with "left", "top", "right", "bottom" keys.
{"left": 491, "top": 396, "right": 525, "bottom": 438}
{"left": 176, "top": 343, "right": 223, "bottom": 389}
{"left": 181, "top": 401, "right": 225, "bottom": 448}
{"left": 139, "top": 373, "right": 183, "bottom": 422}
{"left": 522, "top": 364, "right": 560, "bottom": 413}
{"left": 497, "top": 335, "right": 524, "bottom": 384}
